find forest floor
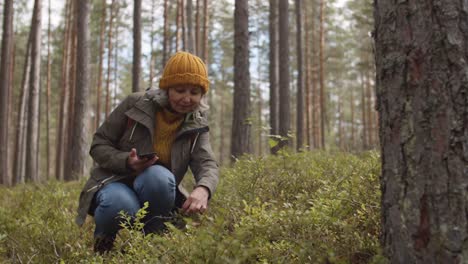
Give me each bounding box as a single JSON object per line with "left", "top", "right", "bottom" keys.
{"left": 0, "top": 150, "right": 387, "bottom": 263}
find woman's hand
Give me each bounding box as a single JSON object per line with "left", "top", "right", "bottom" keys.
{"left": 182, "top": 186, "right": 209, "bottom": 215}
{"left": 126, "top": 148, "right": 158, "bottom": 173}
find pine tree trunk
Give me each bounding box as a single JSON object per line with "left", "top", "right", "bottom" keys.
{"left": 231, "top": 0, "right": 251, "bottom": 160}
{"left": 295, "top": 0, "right": 304, "bottom": 151}
{"left": 45, "top": 0, "right": 52, "bottom": 179}
{"left": 14, "top": 37, "right": 31, "bottom": 184}
{"left": 350, "top": 86, "right": 355, "bottom": 149}
{"left": 25, "top": 0, "right": 42, "bottom": 182}
{"left": 195, "top": 0, "right": 200, "bottom": 55}
{"left": 278, "top": 0, "right": 291, "bottom": 148}
{"left": 105, "top": 0, "right": 115, "bottom": 117}
{"left": 181, "top": 0, "right": 186, "bottom": 50}
{"left": 202, "top": 0, "right": 209, "bottom": 62}
{"left": 163, "top": 0, "right": 168, "bottom": 64}
{"left": 0, "top": 0, "right": 13, "bottom": 185}
{"left": 133, "top": 0, "right": 141, "bottom": 92}
{"left": 360, "top": 71, "right": 367, "bottom": 150}
{"left": 176, "top": 0, "right": 181, "bottom": 51}
{"left": 149, "top": 0, "right": 155, "bottom": 87}
{"left": 375, "top": 1, "right": 468, "bottom": 262}
{"left": 55, "top": 0, "right": 72, "bottom": 181}
{"left": 186, "top": 0, "right": 194, "bottom": 53}
{"left": 318, "top": 0, "right": 325, "bottom": 149}
{"left": 95, "top": 0, "right": 106, "bottom": 130}
{"left": 69, "top": 0, "right": 90, "bottom": 180}
{"left": 269, "top": 0, "right": 279, "bottom": 144}
{"left": 304, "top": 2, "right": 311, "bottom": 150}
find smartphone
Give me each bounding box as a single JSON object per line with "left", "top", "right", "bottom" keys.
{"left": 138, "top": 152, "right": 158, "bottom": 159}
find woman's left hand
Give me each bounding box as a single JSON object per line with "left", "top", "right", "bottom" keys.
{"left": 182, "top": 186, "right": 209, "bottom": 214}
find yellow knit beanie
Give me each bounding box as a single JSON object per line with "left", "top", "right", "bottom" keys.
{"left": 159, "top": 51, "right": 209, "bottom": 93}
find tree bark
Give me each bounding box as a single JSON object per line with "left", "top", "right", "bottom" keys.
{"left": 231, "top": 0, "right": 251, "bottom": 160}
{"left": 202, "top": 0, "right": 209, "bottom": 62}
{"left": 195, "top": 0, "right": 200, "bottom": 55}
{"left": 149, "top": 0, "right": 155, "bottom": 87}
{"left": 304, "top": 1, "right": 311, "bottom": 150}
{"left": 25, "top": 0, "right": 42, "bottom": 182}
{"left": 95, "top": 0, "right": 106, "bottom": 130}
{"left": 55, "top": 0, "right": 72, "bottom": 181}
{"left": 375, "top": 0, "right": 468, "bottom": 262}
{"left": 295, "top": 0, "right": 304, "bottom": 151}
{"left": 163, "top": 0, "right": 168, "bottom": 64}
{"left": 318, "top": 0, "right": 325, "bottom": 149}
{"left": 69, "top": 0, "right": 90, "bottom": 180}
{"left": 278, "top": 0, "right": 290, "bottom": 148}
{"left": 176, "top": 0, "right": 181, "bottom": 51}
{"left": 132, "top": 0, "right": 141, "bottom": 92}
{"left": 186, "top": 0, "right": 194, "bottom": 53}
{"left": 269, "top": 0, "right": 278, "bottom": 143}
{"left": 0, "top": 0, "right": 13, "bottom": 185}
{"left": 105, "top": 0, "right": 115, "bottom": 117}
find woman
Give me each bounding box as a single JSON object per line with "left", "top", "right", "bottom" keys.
{"left": 75, "top": 51, "right": 219, "bottom": 253}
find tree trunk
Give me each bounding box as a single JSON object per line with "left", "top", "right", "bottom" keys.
{"left": 186, "top": 0, "right": 194, "bottom": 53}
{"left": 360, "top": 71, "right": 367, "bottom": 149}
{"left": 133, "top": 0, "right": 141, "bottom": 93}
{"left": 45, "top": 0, "right": 52, "bottom": 179}
{"left": 0, "top": 0, "right": 13, "bottom": 185}
{"left": 304, "top": 1, "right": 311, "bottom": 150}
{"left": 350, "top": 85, "right": 355, "bottom": 149}
{"left": 195, "top": 0, "right": 200, "bottom": 55}
{"left": 163, "top": 0, "right": 168, "bottom": 64}
{"left": 295, "top": 0, "right": 304, "bottom": 151}
{"left": 14, "top": 36, "right": 31, "bottom": 184}
{"left": 231, "top": 0, "right": 251, "bottom": 160}
{"left": 55, "top": 0, "right": 72, "bottom": 181}
{"left": 278, "top": 0, "right": 290, "bottom": 148}
{"left": 269, "top": 0, "right": 279, "bottom": 153}
{"left": 105, "top": 0, "right": 115, "bottom": 117}
{"left": 202, "top": 0, "right": 209, "bottom": 62}
{"left": 69, "top": 0, "right": 90, "bottom": 180}
{"left": 176, "top": 0, "right": 181, "bottom": 51}
{"left": 25, "top": 0, "right": 42, "bottom": 182}
{"left": 95, "top": 0, "right": 106, "bottom": 130}
{"left": 149, "top": 0, "right": 155, "bottom": 87}
{"left": 318, "top": 0, "right": 325, "bottom": 149}
{"left": 375, "top": 1, "right": 468, "bottom": 262}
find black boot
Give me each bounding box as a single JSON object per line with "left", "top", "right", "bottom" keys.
{"left": 93, "top": 235, "right": 115, "bottom": 254}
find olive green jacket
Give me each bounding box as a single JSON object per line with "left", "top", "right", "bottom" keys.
{"left": 75, "top": 89, "right": 219, "bottom": 226}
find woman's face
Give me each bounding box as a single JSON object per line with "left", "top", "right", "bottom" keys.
{"left": 167, "top": 85, "right": 203, "bottom": 114}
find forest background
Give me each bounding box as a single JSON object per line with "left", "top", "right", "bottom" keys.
{"left": 0, "top": 0, "right": 382, "bottom": 262}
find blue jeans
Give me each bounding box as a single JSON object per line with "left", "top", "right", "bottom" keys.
{"left": 93, "top": 165, "right": 176, "bottom": 238}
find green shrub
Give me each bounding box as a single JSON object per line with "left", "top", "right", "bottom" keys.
{"left": 0, "top": 151, "right": 386, "bottom": 263}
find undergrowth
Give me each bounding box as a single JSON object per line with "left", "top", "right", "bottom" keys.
{"left": 0, "top": 150, "right": 386, "bottom": 263}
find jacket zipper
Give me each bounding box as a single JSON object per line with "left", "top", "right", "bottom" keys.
{"left": 129, "top": 122, "right": 138, "bottom": 142}
{"left": 190, "top": 133, "right": 200, "bottom": 153}
{"left": 86, "top": 175, "right": 116, "bottom": 193}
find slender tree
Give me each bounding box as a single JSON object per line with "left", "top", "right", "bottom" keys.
{"left": 195, "top": 0, "right": 200, "bottom": 55}
{"left": 95, "top": 0, "right": 106, "bottom": 130}
{"left": 186, "top": 0, "right": 194, "bottom": 53}
{"left": 375, "top": 0, "right": 468, "bottom": 262}
{"left": 269, "top": 0, "right": 278, "bottom": 141}
{"left": 0, "top": 0, "right": 13, "bottom": 185}
{"left": 175, "top": 0, "right": 181, "bottom": 51}
{"left": 45, "top": 0, "right": 52, "bottom": 179}
{"left": 318, "top": 0, "right": 325, "bottom": 149}
{"left": 55, "top": 0, "right": 72, "bottom": 181}
{"left": 149, "top": 0, "right": 155, "bottom": 87}
{"left": 162, "top": 0, "right": 168, "bottom": 64}
{"left": 133, "top": 0, "right": 141, "bottom": 92}
{"left": 25, "top": 0, "right": 42, "bottom": 182}
{"left": 295, "top": 0, "right": 304, "bottom": 151}
{"left": 278, "top": 0, "right": 290, "bottom": 148}
{"left": 231, "top": 0, "right": 251, "bottom": 160}
{"left": 304, "top": 1, "right": 311, "bottom": 149}
{"left": 105, "top": 0, "right": 115, "bottom": 117}
{"left": 202, "top": 0, "right": 209, "bottom": 62}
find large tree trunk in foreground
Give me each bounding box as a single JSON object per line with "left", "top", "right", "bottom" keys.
{"left": 278, "top": 0, "right": 290, "bottom": 148}
{"left": 375, "top": 0, "right": 468, "bottom": 262}
{"left": 269, "top": 0, "right": 278, "bottom": 143}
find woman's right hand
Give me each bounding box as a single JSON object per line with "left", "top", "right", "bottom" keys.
{"left": 126, "top": 148, "right": 159, "bottom": 173}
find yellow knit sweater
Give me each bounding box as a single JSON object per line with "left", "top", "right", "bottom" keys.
{"left": 153, "top": 108, "right": 185, "bottom": 169}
